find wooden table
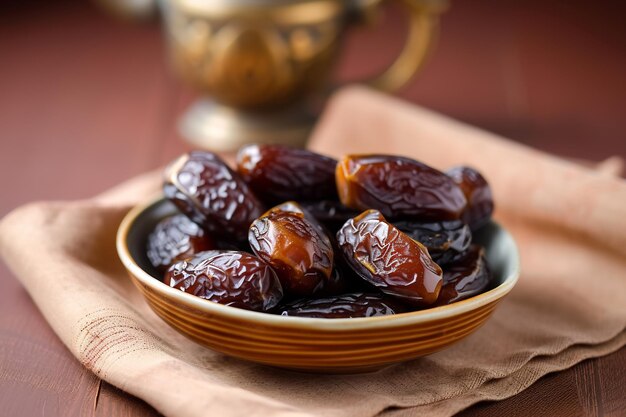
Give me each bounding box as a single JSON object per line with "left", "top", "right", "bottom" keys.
{"left": 0, "top": 0, "right": 624, "bottom": 415}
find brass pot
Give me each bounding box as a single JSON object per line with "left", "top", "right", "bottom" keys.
{"left": 160, "top": 0, "right": 448, "bottom": 150}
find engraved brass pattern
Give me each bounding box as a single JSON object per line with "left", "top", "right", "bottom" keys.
{"left": 161, "top": 0, "right": 448, "bottom": 148}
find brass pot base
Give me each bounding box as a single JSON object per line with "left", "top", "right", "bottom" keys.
{"left": 179, "top": 99, "right": 315, "bottom": 152}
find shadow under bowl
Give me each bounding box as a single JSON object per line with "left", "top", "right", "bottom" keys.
{"left": 117, "top": 198, "right": 520, "bottom": 373}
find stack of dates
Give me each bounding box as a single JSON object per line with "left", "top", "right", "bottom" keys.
{"left": 146, "top": 145, "right": 495, "bottom": 318}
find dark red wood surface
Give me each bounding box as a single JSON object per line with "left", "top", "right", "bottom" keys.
{"left": 0, "top": 0, "right": 624, "bottom": 416}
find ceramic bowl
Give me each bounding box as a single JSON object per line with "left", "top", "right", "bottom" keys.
{"left": 117, "top": 198, "right": 520, "bottom": 373}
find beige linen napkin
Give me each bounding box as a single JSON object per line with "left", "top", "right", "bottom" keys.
{"left": 1, "top": 87, "right": 625, "bottom": 417}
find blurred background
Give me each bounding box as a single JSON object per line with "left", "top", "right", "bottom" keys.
{"left": 1, "top": 0, "right": 625, "bottom": 219}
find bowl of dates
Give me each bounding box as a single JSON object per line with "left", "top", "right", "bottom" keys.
{"left": 117, "top": 146, "right": 519, "bottom": 373}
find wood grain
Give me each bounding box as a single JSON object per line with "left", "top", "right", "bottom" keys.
{"left": 0, "top": 0, "right": 624, "bottom": 416}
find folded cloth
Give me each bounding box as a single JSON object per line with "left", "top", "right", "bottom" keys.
{"left": 1, "top": 87, "right": 625, "bottom": 417}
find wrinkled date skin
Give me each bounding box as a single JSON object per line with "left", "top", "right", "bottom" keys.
{"left": 394, "top": 219, "right": 472, "bottom": 266}
{"left": 336, "top": 155, "right": 467, "bottom": 221}
{"left": 435, "top": 245, "right": 491, "bottom": 306}
{"left": 279, "top": 293, "right": 407, "bottom": 318}
{"left": 446, "top": 166, "right": 494, "bottom": 230}
{"left": 164, "top": 151, "right": 263, "bottom": 242}
{"left": 248, "top": 202, "right": 334, "bottom": 297}
{"left": 298, "top": 200, "right": 360, "bottom": 233}
{"left": 236, "top": 144, "right": 338, "bottom": 204}
{"left": 165, "top": 250, "right": 283, "bottom": 311}
{"left": 147, "top": 214, "right": 215, "bottom": 272}
{"left": 337, "top": 210, "right": 443, "bottom": 306}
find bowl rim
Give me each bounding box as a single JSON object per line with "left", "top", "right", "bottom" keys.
{"left": 116, "top": 197, "right": 520, "bottom": 330}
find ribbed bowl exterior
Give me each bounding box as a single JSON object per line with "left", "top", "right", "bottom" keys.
{"left": 118, "top": 198, "right": 519, "bottom": 373}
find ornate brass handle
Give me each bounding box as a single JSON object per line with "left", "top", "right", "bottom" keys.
{"left": 361, "top": 0, "right": 448, "bottom": 92}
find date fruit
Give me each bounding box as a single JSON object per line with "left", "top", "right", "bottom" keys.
{"left": 298, "top": 200, "right": 360, "bottom": 233}
{"left": 147, "top": 214, "right": 215, "bottom": 272}
{"left": 393, "top": 219, "right": 472, "bottom": 266}
{"left": 236, "top": 144, "right": 338, "bottom": 204}
{"left": 337, "top": 210, "right": 443, "bottom": 306}
{"left": 435, "top": 245, "right": 491, "bottom": 306}
{"left": 280, "top": 293, "right": 407, "bottom": 318}
{"left": 155, "top": 148, "right": 496, "bottom": 318}
{"left": 164, "top": 151, "right": 263, "bottom": 242}
{"left": 165, "top": 250, "right": 283, "bottom": 311}
{"left": 248, "top": 202, "right": 334, "bottom": 297}
{"left": 446, "top": 166, "right": 494, "bottom": 230}
{"left": 336, "top": 155, "right": 467, "bottom": 221}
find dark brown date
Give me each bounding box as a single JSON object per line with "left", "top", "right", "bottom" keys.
{"left": 435, "top": 245, "right": 491, "bottom": 306}
{"left": 248, "top": 202, "right": 334, "bottom": 297}
{"left": 236, "top": 144, "right": 338, "bottom": 204}
{"left": 146, "top": 214, "right": 215, "bottom": 272}
{"left": 337, "top": 210, "right": 443, "bottom": 306}
{"left": 393, "top": 219, "right": 472, "bottom": 266}
{"left": 298, "top": 200, "right": 360, "bottom": 233}
{"left": 336, "top": 155, "right": 467, "bottom": 221}
{"left": 446, "top": 166, "right": 494, "bottom": 230}
{"left": 279, "top": 293, "right": 407, "bottom": 318}
{"left": 163, "top": 151, "right": 263, "bottom": 242}
{"left": 165, "top": 250, "right": 283, "bottom": 311}
{"left": 316, "top": 260, "right": 370, "bottom": 296}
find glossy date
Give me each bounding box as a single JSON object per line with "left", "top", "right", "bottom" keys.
{"left": 155, "top": 148, "right": 496, "bottom": 317}
{"left": 337, "top": 210, "right": 443, "bottom": 306}
{"left": 165, "top": 250, "right": 283, "bottom": 311}
{"left": 393, "top": 219, "right": 472, "bottom": 266}
{"left": 248, "top": 202, "right": 334, "bottom": 297}
{"left": 236, "top": 144, "right": 338, "bottom": 204}
{"left": 147, "top": 214, "right": 215, "bottom": 272}
{"left": 163, "top": 151, "right": 263, "bottom": 242}
{"left": 336, "top": 155, "right": 467, "bottom": 221}
{"left": 446, "top": 166, "right": 494, "bottom": 230}
{"left": 279, "top": 293, "right": 407, "bottom": 318}
{"left": 435, "top": 245, "right": 491, "bottom": 306}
